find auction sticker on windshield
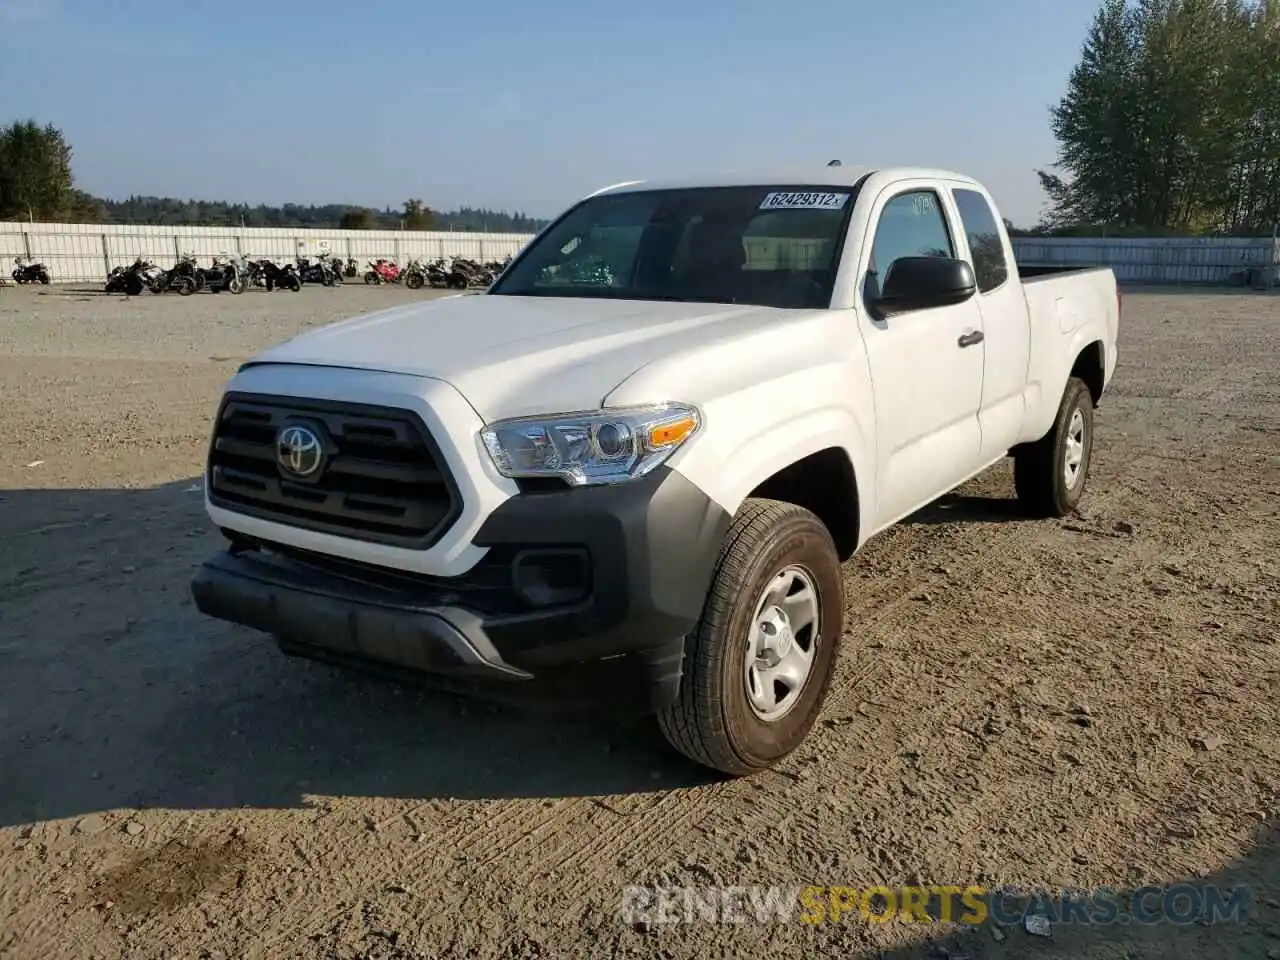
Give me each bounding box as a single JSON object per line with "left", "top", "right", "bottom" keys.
{"left": 759, "top": 191, "right": 850, "bottom": 211}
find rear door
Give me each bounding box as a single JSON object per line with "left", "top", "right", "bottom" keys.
{"left": 948, "top": 184, "right": 1032, "bottom": 461}
{"left": 855, "top": 182, "right": 986, "bottom": 525}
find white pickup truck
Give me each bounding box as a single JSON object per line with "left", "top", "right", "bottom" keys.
{"left": 191, "top": 166, "right": 1119, "bottom": 775}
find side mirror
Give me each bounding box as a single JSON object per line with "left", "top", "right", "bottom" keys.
{"left": 873, "top": 256, "right": 976, "bottom": 313}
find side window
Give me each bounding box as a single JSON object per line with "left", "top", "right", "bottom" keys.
{"left": 952, "top": 188, "right": 1009, "bottom": 293}
{"left": 868, "top": 190, "right": 954, "bottom": 292}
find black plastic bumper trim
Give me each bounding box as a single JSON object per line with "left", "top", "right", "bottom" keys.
{"left": 193, "top": 465, "right": 732, "bottom": 710}
{"left": 191, "top": 549, "right": 533, "bottom": 680}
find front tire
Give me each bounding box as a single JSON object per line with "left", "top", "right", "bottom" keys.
{"left": 1014, "top": 376, "right": 1094, "bottom": 517}
{"left": 657, "top": 499, "right": 843, "bottom": 776}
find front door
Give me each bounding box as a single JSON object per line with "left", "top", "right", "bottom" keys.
{"left": 857, "top": 185, "right": 986, "bottom": 526}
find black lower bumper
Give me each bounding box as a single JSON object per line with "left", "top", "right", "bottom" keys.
{"left": 191, "top": 466, "right": 731, "bottom": 709}
{"left": 191, "top": 549, "right": 534, "bottom": 679}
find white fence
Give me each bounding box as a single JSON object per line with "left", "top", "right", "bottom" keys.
{"left": 9, "top": 221, "right": 1278, "bottom": 288}
{"left": 0, "top": 222, "right": 539, "bottom": 282}
{"left": 1011, "top": 235, "right": 1280, "bottom": 286}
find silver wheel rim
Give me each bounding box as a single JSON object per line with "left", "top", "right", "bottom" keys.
{"left": 1063, "top": 407, "right": 1085, "bottom": 489}
{"left": 744, "top": 565, "right": 820, "bottom": 722}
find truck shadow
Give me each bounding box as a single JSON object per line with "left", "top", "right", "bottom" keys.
{"left": 864, "top": 820, "right": 1277, "bottom": 960}
{"left": 903, "top": 492, "right": 1035, "bottom": 526}
{"left": 0, "top": 480, "right": 719, "bottom": 829}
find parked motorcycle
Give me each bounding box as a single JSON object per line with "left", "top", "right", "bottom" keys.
{"left": 259, "top": 259, "right": 302, "bottom": 292}
{"left": 446, "top": 256, "right": 495, "bottom": 289}
{"left": 153, "top": 263, "right": 197, "bottom": 295}
{"left": 402, "top": 258, "right": 428, "bottom": 289}
{"left": 171, "top": 252, "right": 206, "bottom": 292}
{"left": 105, "top": 258, "right": 164, "bottom": 295}
{"left": 12, "top": 258, "right": 51, "bottom": 284}
{"left": 364, "top": 259, "right": 401, "bottom": 284}
{"left": 344, "top": 257, "right": 359, "bottom": 278}
{"left": 242, "top": 258, "right": 269, "bottom": 289}
{"left": 297, "top": 256, "right": 336, "bottom": 286}
{"left": 482, "top": 256, "right": 512, "bottom": 277}
{"left": 204, "top": 254, "right": 246, "bottom": 294}
{"left": 424, "top": 258, "right": 451, "bottom": 288}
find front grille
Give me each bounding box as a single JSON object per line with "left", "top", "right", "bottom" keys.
{"left": 207, "top": 392, "right": 461, "bottom": 548}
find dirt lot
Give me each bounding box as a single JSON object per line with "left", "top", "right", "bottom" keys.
{"left": 0, "top": 282, "right": 1277, "bottom": 959}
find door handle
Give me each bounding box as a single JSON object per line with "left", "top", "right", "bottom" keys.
{"left": 957, "top": 329, "right": 984, "bottom": 348}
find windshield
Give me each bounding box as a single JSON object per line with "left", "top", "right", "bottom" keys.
{"left": 489, "top": 184, "right": 860, "bottom": 309}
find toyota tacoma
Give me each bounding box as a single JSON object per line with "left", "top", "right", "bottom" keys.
{"left": 191, "top": 166, "right": 1120, "bottom": 775}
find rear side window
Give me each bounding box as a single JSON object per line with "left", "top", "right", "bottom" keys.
{"left": 952, "top": 188, "right": 1009, "bottom": 292}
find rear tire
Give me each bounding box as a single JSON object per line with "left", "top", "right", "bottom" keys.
{"left": 657, "top": 499, "right": 843, "bottom": 776}
{"left": 1014, "top": 376, "right": 1094, "bottom": 517}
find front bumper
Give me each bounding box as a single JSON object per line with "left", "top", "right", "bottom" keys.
{"left": 191, "top": 548, "right": 533, "bottom": 679}
{"left": 191, "top": 466, "right": 731, "bottom": 709}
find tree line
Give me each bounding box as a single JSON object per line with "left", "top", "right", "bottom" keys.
{"left": 94, "top": 196, "right": 548, "bottom": 233}
{"left": 0, "top": 120, "right": 549, "bottom": 233}
{"left": 1038, "top": 0, "right": 1280, "bottom": 236}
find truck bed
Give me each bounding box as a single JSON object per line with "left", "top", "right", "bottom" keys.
{"left": 1017, "top": 261, "right": 1120, "bottom": 426}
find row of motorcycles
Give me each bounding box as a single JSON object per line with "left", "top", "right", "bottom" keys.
{"left": 8, "top": 252, "right": 511, "bottom": 293}
{"left": 103, "top": 253, "right": 346, "bottom": 295}
{"left": 366, "top": 256, "right": 511, "bottom": 290}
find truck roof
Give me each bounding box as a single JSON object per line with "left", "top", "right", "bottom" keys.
{"left": 589, "top": 166, "right": 984, "bottom": 198}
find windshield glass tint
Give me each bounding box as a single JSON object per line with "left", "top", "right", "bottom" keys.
{"left": 490, "top": 185, "right": 856, "bottom": 308}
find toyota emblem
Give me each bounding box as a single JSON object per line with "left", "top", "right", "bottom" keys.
{"left": 276, "top": 424, "right": 324, "bottom": 478}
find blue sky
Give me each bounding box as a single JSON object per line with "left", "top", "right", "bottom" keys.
{"left": 0, "top": 0, "right": 1098, "bottom": 226}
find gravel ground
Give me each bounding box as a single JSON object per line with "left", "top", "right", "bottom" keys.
{"left": 0, "top": 282, "right": 1277, "bottom": 959}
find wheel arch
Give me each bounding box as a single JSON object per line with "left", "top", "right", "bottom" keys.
{"left": 670, "top": 402, "right": 873, "bottom": 562}
{"left": 1072, "top": 339, "right": 1106, "bottom": 406}
{"left": 746, "top": 447, "right": 861, "bottom": 560}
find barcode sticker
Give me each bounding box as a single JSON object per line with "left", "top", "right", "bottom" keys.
{"left": 759, "top": 191, "right": 850, "bottom": 211}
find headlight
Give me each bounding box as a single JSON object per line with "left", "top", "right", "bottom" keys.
{"left": 480, "top": 403, "right": 701, "bottom": 486}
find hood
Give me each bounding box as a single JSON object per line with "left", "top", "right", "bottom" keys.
{"left": 245, "top": 293, "right": 792, "bottom": 421}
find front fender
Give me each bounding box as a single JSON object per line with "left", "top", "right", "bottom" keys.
{"left": 667, "top": 402, "right": 875, "bottom": 545}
